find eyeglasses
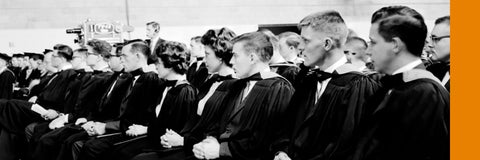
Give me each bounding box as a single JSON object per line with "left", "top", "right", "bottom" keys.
{"left": 431, "top": 35, "right": 450, "bottom": 43}
{"left": 104, "top": 55, "right": 121, "bottom": 59}
{"left": 344, "top": 50, "right": 357, "bottom": 55}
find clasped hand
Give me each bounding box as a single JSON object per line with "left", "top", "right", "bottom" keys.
{"left": 192, "top": 136, "right": 220, "bottom": 159}
{"left": 160, "top": 129, "right": 184, "bottom": 148}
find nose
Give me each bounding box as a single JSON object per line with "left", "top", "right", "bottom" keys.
{"left": 229, "top": 57, "right": 235, "bottom": 66}
{"left": 365, "top": 45, "right": 372, "bottom": 56}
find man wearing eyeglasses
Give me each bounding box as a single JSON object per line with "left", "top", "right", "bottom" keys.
{"left": 86, "top": 39, "right": 113, "bottom": 73}
{"left": 427, "top": 16, "right": 450, "bottom": 92}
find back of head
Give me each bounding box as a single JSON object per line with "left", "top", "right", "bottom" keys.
{"left": 57, "top": 44, "right": 73, "bottom": 61}
{"left": 278, "top": 31, "right": 302, "bottom": 49}
{"left": 155, "top": 41, "right": 189, "bottom": 74}
{"left": 201, "top": 27, "right": 237, "bottom": 66}
{"left": 298, "top": 10, "right": 348, "bottom": 49}
{"left": 128, "top": 41, "right": 151, "bottom": 59}
{"left": 345, "top": 36, "right": 368, "bottom": 62}
{"left": 377, "top": 15, "right": 427, "bottom": 57}
{"left": 232, "top": 31, "right": 274, "bottom": 63}
{"left": 346, "top": 36, "right": 368, "bottom": 50}
{"left": 86, "top": 39, "right": 112, "bottom": 57}
{"left": 74, "top": 48, "right": 88, "bottom": 59}
{"left": 371, "top": 5, "right": 424, "bottom": 23}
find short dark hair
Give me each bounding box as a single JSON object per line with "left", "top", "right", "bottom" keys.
{"left": 435, "top": 15, "right": 450, "bottom": 25}
{"left": 201, "top": 27, "right": 237, "bottom": 67}
{"left": 57, "top": 44, "right": 73, "bottom": 61}
{"left": 377, "top": 15, "right": 427, "bottom": 57}
{"left": 156, "top": 41, "right": 188, "bottom": 74}
{"left": 346, "top": 36, "right": 368, "bottom": 49}
{"left": 278, "top": 31, "right": 302, "bottom": 49}
{"left": 73, "top": 48, "right": 88, "bottom": 58}
{"left": 86, "top": 39, "right": 112, "bottom": 57}
{"left": 298, "top": 10, "right": 348, "bottom": 48}
{"left": 232, "top": 31, "right": 273, "bottom": 63}
{"left": 127, "top": 42, "right": 151, "bottom": 59}
{"left": 146, "top": 21, "right": 160, "bottom": 32}
{"left": 260, "top": 30, "right": 280, "bottom": 54}
{"left": 371, "top": 5, "right": 424, "bottom": 23}
{"left": 53, "top": 44, "right": 63, "bottom": 50}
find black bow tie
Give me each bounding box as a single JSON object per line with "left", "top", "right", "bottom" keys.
{"left": 130, "top": 68, "right": 144, "bottom": 77}
{"left": 308, "top": 69, "right": 337, "bottom": 82}
{"left": 380, "top": 73, "right": 404, "bottom": 89}
{"left": 164, "top": 80, "right": 177, "bottom": 87}
{"left": 210, "top": 74, "right": 233, "bottom": 82}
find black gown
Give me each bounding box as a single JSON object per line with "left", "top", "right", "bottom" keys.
{"left": 214, "top": 72, "right": 294, "bottom": 160}
{"left": 270, "top": 62, "right": 300, "bottom": 85}
{"left": 426, "top": 61, "right": 450, "bottom": 92}
{"left": 104, "top": 79, "right": 197, "bottom": 160}
{"left": 186, "top": 61, "right": 209, "bottom": 89}
{"left": 30, "top": 71, "right": 114, "bottom": 160}
{"left": 49, "top": 71, "right": 132, "bottom": 160}
{"left": 0, "top": 68, "right": 78, "bottom": 134}
{"left": 0, "top": 68, "right": 16, "bottom": 99}
{"left": 14, "top": 68, "right": 41, "bottom": 99}
{"left": 0, "top": 68, "right": 78, "bottom": 160}
{"left": 18, "top": 68, "right": 41, "bottom": 88}
{"left": 132, "top": 74, "right": 237, "bottom": 160}
{"left": 77, "top": 69, "right": 162, "bottom": 160}
{"left": 274, "top": 64, "right": 381, "bottom": 160}
{"left": 24, "top": 70, "right": 94, "bottom": 159}
{"left": 351, "top": 68, "right": 449, "bottom": 160}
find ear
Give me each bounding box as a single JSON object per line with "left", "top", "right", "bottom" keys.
{"left": 391, "top": 37, "right": 403, "bottom": 54}
{"left": 323, "top": 37, "right": 333, "bottom": 51}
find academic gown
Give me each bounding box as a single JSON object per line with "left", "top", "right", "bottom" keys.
{"left": 0, "top": 69, "right": 77, "bottom": 160}
{"left": 37, "top": 71, "right": 132, "bottom": 160}
{"left": 78, "top": 69, "right": 162, "bottom": 160}
{"left": 18, "top": 68, "right": 41, "bottom": 88}
{"left": 350, "top": 68, "right": 449, "bottom": 160}
{"left": 29, "top": 72, "right": 55, "bottom": 97}
{"left": 30, "top": 71, "right": 114, "bottom": 160}
{"left": 104, "top": 80, "right": 197, "bottom": 160}
{"left": 26, "top": 70, "right": 94, "bottom": 158}
{"left": 186, "top": 61, "right": 209, "bottom": 89}
{"left": 274, "top": 64, "right": 381, "bottom": 160}
{"left": 426, "top": 61, "right": 450, "bottom": 92}
{"left": 0, "top": 68, "right": 16, "bottom": 99}
{"left": 213, "top": 72, "right": 294, "bottom": 160}
{"left": 14, "top": 68, "right": 41, "bottom": 99}
{"left": 132, "top": 75, "right": 237, "bottom": 160}
{"left": 0, "top": 68, "right": 78, "bottom": 134}
{"left": 270, "top": 62, "right": 300, "bottom": 85}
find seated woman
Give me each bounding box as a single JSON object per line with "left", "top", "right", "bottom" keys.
{"left": 131, "top": 27, "right": 237, "bottom": 160}
{"left": 107, "top": 41, "right": 197, "bottom": 160}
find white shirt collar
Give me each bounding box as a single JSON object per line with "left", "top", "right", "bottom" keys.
{"left": 0, "top": 66, "right": 6, "bottom": 73}
{"left": 324, "top": 55, "right": 347, "bottom": 73}
{"left": 59, "top": 63, "right": 73, "bottom": 71}
{"left": 392, "top": 59, "right": 422, "bottom": 75}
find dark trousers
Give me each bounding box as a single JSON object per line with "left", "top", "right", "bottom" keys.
{"left": 32, "top": 124, "right": 87, "bottom": 160}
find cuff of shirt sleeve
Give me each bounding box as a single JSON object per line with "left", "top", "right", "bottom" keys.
{"left": 219, "top": 142, "right": 232, "bottom": 157}
{"left": 64, "top": 114, "right": 69, "bottom": 123}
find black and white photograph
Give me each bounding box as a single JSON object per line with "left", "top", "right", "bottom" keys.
{"left": 0, "top": 0, "right": 450, "bottom": 160}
